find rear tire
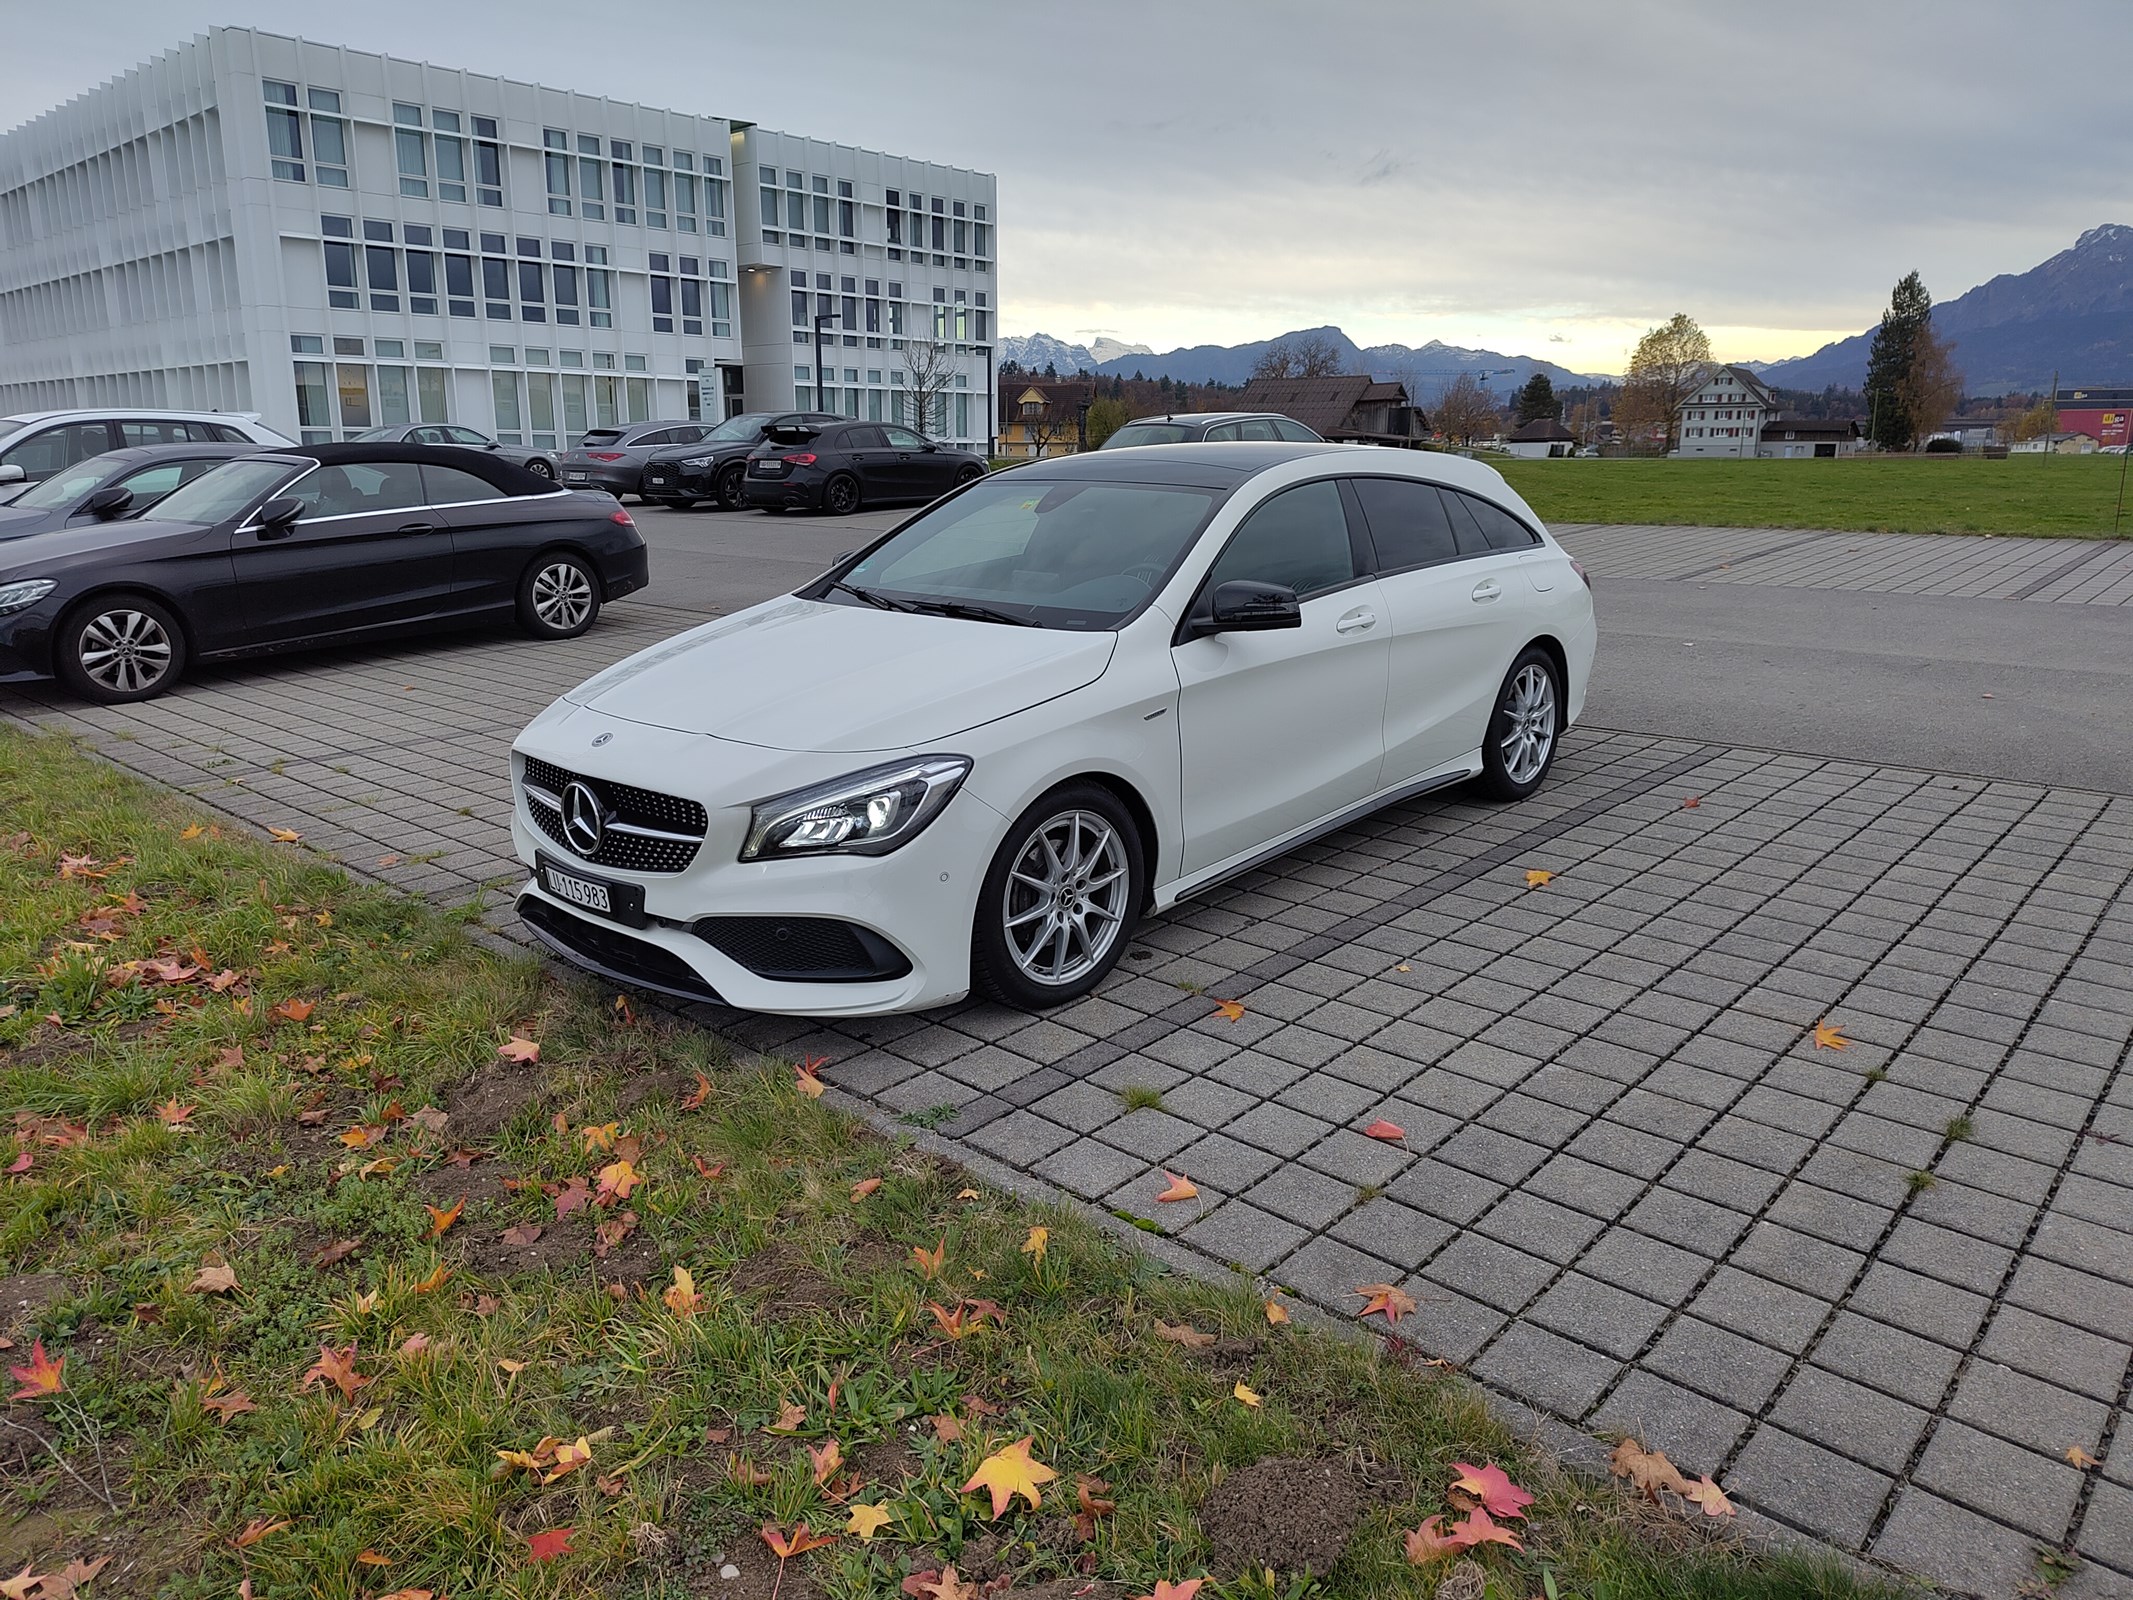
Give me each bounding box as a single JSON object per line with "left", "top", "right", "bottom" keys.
{"left": 715, "top": 463, "right": 747, "bottom": 510}
{"left": 1476, "top": 647, "right": 1563, "bottom": 801}
{"left": 56, "top": 592, "right": 188, "bottom": 704}
{"left": 525, "top": 459, "right": 556, "bottom": 481}
{"left": 955, "top": 465, "right": 984, "bottom": 486}
{"left": 972, "top": 781, "right": 1146, "bottom": 1009}
{"left": 516, "top": 552, "right": 602, "bottom": 639}
{"left": 822, "top": 473, "right": 861, "bottom": 516}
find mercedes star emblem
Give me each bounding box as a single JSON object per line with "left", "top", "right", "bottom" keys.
{"left": 591, "top": 732, "right": 612, "bottom": 747}
{"left": 561, "top": 780, "right": 607, "bottom": 857}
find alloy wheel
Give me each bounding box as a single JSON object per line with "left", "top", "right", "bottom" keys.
{"left": 1499, "top": 662, "right": 1558, "bottom": 785}
{"left": 1002, "top": 809, "right": 1131, "bottom": 987}
{"left": 527, "top": 459, "right": 555, "bottom": 479}
{"left": 531, "top": 562, "right": 595, "bottom": 631}
{"left": 78, "top": 609, "right": 175, "bottom": 695}
{"left": 825, "top": 476, "right": 858, "bottom": 514}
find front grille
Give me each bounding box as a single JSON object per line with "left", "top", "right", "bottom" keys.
{"left": 521, "top": 755, "right": 708, "bottom": 874}
{"left": 519, "top": 896, "right": 720, "bottom": 1003}
{"left": 693, "top": 916, "right": 912, "bottom": 983}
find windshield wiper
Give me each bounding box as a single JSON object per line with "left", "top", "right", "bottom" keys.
{"left": 905, "top": 598, "right": 1042, "bottom": 628}
{"left": 828, "top": 579, "right": 913, "bottom": 612}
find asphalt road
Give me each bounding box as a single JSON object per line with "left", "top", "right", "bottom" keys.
{"left": 625, "top": 503, "right": 2133, "bottom": 794}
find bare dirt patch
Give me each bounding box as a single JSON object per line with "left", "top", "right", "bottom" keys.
{"left": 442, "top": 1062, "right": 553, "bottom": 1142}
{"left": 727, "top": 1243, "right": 842, "bottom": 1318}
{"left": 1198, "top": 1456, "right": 1361, "bottom": 1576}
{"left": 0, "top": 1403, "right": 61, "bottom": 1475}
{"left": 0, "top": 1272, "right": 67, "bottom": 1336}
{"left": 849, "top": 1430, "right": 922, "bottom": 1486}
{"left": 414, "top": 1162, "right": 511, "bottom": 1208}
{"left": 453, "top": 1221, "right": 589, "bottom": 1278}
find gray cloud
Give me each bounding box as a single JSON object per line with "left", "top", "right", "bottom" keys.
{"left": 4, "top": 0, "right": 2126, "bottom": 367}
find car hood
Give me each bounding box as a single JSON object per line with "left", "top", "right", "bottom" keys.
{"left": 0, "top": 516, "right": 214, "bottom": 576}
{"left": 0, "top": 505, "right": 70, "bottom": 541}
{"left": 564, "top": 596, "right": 1117, "bottom": 752}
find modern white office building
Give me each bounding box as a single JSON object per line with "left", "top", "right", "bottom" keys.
{"left": 0, "top": 28, "right": 998, "bottom": 452}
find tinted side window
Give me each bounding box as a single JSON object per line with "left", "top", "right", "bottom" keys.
{"left": 1237, "top": 418, "right": 1280, "bottom": 442}
{"left": 1202, "top": 480, "right": 1358, "bottom": 600}
{"left": 285, "top": 461, "right": 428, "bottom": 518}
{"left": 3, "top": 422, "right": 113, "bottom": 477}
{"left": 111, "top": 463, "right": 189, "bottom": 503}
{"left": 445, "top": 426, "right": 492, "bottom": 446}
{"left": 1202, "top": 423, "right": 1240, "bottom": 442}
{"left": 1273, "top": 419, "right": 1320, "bottom": 442}
{"left": 202, "top": 423, "right": 251, "bottom": 443}
{"left": 883, "top": 426, "right": 929, "bottom": 449}
{"left": 1437, "top": 491, "right": 1494, "bottom": 556}
{"left": 1351, "top": 478, "right": 1461, "bottom": 570}
{"left": 420, "top": 464, "right": 507, "bottom": 503}
{"left": 1456, "top": 491, "right": 1542, "bottom": 551}
{"left": 121, "top": 420, "right": 187, "bottom": 446}
{"left": 843, "top": 425, "right": 887, "bottom": 449}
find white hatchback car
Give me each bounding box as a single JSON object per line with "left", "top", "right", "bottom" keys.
{"left": 510, "top": 443, "right": 1596, "bottom": 1017}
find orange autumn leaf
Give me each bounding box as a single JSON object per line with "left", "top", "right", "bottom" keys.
{"left": 595, "top": 1158, "right": 643, "bottom": 1201}
{"left": 526, "top": 1527, "right": 574, "bottom": 1562}
{"left": 156, "top": 1098, "right": 197, "bottom": 1125}
{"left": 1155, "top": 1172, "right": 1198, "bottom": 1203}
{"left": 1812, "top": 1019, "right": 1849, "bottom": 1050}
{"left": 1134, "top": 1584, "right": 1204, "bottom": 1600}
{"left": 1154, "top": 1319, "right": 1216, "bottom": 1350}
{"left": 356, "top": 1549, "right": 392, "bottom": 1567}
{"left": 1211, "top": 999, "right": 1247, "bottom": 1022}
{"left": 272, "top": 997, "right": 315, "bottom": 1023}
{"left": 424, "top": 1197, "right": 464, "bottom": 1239}
{"left": 1404, "top": 1515, "right": 1459, "bottom": 1562}
{"left": 202, "top": 1387, "right": 258, "bottom": 1421}
{"left": 662, "top": 1266, "right": 703, "bottom": 1317}
{"left": 1264, "top": 1298, "right": 1291, "bottom": 1326}
{"left": 1362, "top": 1119, "right": 1406, "bottom": 1142}
{"left": 190, "top": 1261, "right": 239, "bottom": 1295}
{"left": 793, "top": 1059, "right": 827, "bottom": 1098}
{"left": 1683, "top": 1474, "right": 1737, "bottom": 1517}
{"left": 806, "top": 1437, "right": 843, "bottom": 1485}
{"left": 411, "top": 1262, "right": 451, "bottom": 1294}
{"left": 2067, "top": 1445, "right": 2102, "bottom": 1470}
{"left": 230, "top": 1516, "right": 290, "bottom": 1549}
{"left": 767, "top": 1401, "right": 807, "bottom": 1433}
{"left": 910, "top": 1238, "right": 946, "bottom": 1280}
{"left": 300, "top": 1343, "right": 370, "bottom": 1404}
{"left": 496, "top": 1035, "right": 540, "bottom": 1063}
{"left": 1446, "top": 1504, "right": 1522, "bottom": 1550}
{"left": 1524, "top": 869, "right": 1554, "bottom": 889}
{"left": 1232, "top": 1382, "right": 1262, "bottom": 1408}
{"left": 849, "top": 1177, "right": 882, "bottom": 1201}
{"left": 8, "top": 1340, "right": 65, "bottom": 1399}
{"left": 760, "top": 1523, "right": 837, "bottom": 1558}
{"left": 680, "top": 1071, "right": 714, "bottom": 1110}
{"left": 1682, "top": 795, "right": 1702, "bottom": 808}
{"left": 962, "top": 1436, "right": 1057, "bottom": 1517}
{"left": 1449, "top": 1461, "right": 1533, "bottom": 1520}
{"left": 1354, "top": 1282, "right": 1418, "bottom": 1325}
{"left": 267, "top": 827, "right": 302, "bottom": 843}
{"left": 1608, "top": 1437, "right": 1695, "bottom": 1498}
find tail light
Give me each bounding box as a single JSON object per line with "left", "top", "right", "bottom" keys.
{"left": 610, "top": 509, "right": 635, "bottom": 527}
{"left": 1570, "top": 558, "right": 1591, "bottom": 589}
{"left": 782, "top": 452, "right": 818, "bottom": 467}
{"left": 587, "top": 451, "right": 625, "bottom": 462}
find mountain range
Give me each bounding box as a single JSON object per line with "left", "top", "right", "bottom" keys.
{"left": 996, "top": 333, "right": 1154, "bottom": 373}
{"left": 1759, "top": 225, "right": 2133, "bottom": 393}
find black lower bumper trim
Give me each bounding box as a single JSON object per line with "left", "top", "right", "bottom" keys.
{"left": 517, "top": 894, "right": 721, "bottom": 1004}
{"left": 692, "top": 915, "right": 912, "bottom": 982}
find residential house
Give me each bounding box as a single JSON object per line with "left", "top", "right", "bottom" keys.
{"left": 1504, "top": 418, "right": 1576, "bottom": 458}
{"left": 1232, "top": 375, "right": 1422, "bottom": 446}
{"left": 2010, "top": 431, "right": 2099, "bottom": 455}
{"left": 1675, "top": 364, "right": 1777, "bottom": 459}
{"left": 997, "top": 379, "right": 1097, "bottom": 457}
{"left": 1757, "top": 417, "right": 1860, "bottom": 458}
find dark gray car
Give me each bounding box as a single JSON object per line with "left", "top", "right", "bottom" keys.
{"left": 1098, "top": 411, "right": 1324, "bottom": 448}
{"left": 351, "top": 422, "right": 559, "bottom": 481}
{"left": 639, "top": 411, "right": 843, "bottom": 509}
{"left": 0, "top": 443, "right": 258, "bottom": 541}
{"left": 555, "top": 420, "right": 715, "bottom": 499}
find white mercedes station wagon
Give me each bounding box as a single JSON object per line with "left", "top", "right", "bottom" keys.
{"left": 509, "top": 443, "right": 1596, "bottom": 1017}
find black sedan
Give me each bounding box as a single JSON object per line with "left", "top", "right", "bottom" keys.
{"left": 554, "top": 420, "right": 714, "bottom": 499}
{"left": 351, "top": 422, "right": 560, "bottom": 480}
{"left": 0, "top": 443, "right": 259, "bottom": 540}
{"left": 0, "top": 444, "right": 647, "bottom": 704}
{"left": 741, "top": 420, "right": 986, "bottom": 514}
{"left": 638, "top": 411, "right": 841, "bottom": 510}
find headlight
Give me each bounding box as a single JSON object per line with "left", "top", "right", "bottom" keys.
{"left": 679, "top": 456, "right": 714, "bottom": 468}
{"left": 742, "top": 756, "right": 971, "bottom": 860}
{"left": 0, "top": 579, "right": 57, "bottom": 617}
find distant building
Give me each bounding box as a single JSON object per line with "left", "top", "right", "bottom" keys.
{"left": 1232, "top": 375, "right": 1422, "bottom": 446}
{"left": 1925, "top": 418, "right": 2002, "bottom": 452}
{"left": 1504, "top": 418, "right": 1576, "bottom": 458}
{"left": 1674, "top": 364, "right": 1777, "bottom": 459}
{"left": 1757, "top": 417, "right": 1860, "bottom": 459}
{"left": 998, "top": 379, "right": 1096, "bottom": 458}
{"left": 2054, "top": 387, "right": 2131, "bottom": 449}
{"left": 2011, "top": 431, "right": 2099, "bottom": 455}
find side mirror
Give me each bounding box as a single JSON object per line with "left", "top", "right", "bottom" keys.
{"left": 255, "top": 496, "right": 304, "bottom": 538}
{"left": 1191, "top": 580, "right": 1303, "bottom": 640}
{"left": 921, "top": 442, "right": 939, "bottom": 452}
{"left": 0, "top": 464, "right": 23, "bottom": 485}
{"left": 85, "top": 486, "right": 135, "bottom": 519}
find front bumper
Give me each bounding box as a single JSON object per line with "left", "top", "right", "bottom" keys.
{"left": 0, "top": 604, "right": 61, "bottom": 680}
{"left": 640, "top": 463, "right": 718, "bottom": 499}
{"left": 508, "top": 709, "right": 1008, "bottom": 1016}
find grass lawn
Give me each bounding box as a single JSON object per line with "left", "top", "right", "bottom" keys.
{"left": 1495, "top": 453, "right": 2133, "bottom": 536}
{"left": 0, "top": 727, "right": 1913, "bottom": 1600}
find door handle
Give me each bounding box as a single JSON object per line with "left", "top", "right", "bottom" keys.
{"left": 1335, "top": 607, "right": 1377, "bottom": 634}
{"left": 396, "top": 521, "right": 440, "bottom": 534}
{"left": 1471, "top": 579, "right": 1502, "bottom": 602}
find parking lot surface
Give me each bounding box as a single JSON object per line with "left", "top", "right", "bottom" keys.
{"left": 5, "top": 506, "right": 2130, "bottom": 1595}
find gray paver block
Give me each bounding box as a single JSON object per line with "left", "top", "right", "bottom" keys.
{"left": 1386, "top": 1158, "right": 1506, "bottom": 1225}
{"left": 2076, "top": 1479, "right": 2133, "bottom": 1576}
{"left": 1686, "top": 1266, "right": 1830, "bottom": 1351}
{"left": 1726, "top": 1425, "right": 1893, "bottom": 1548}
{"left": 1179, "top": 1201, "right": 1309, "bottom": 1274}
{"left": 1472, "top": 1322, "right": 1621, "bottom": 1420}
{"left": 1328, "top": 1198, "right": 1454, "bottom": 1271}
{"left": 1768, "top": 1366, "right": 1929, "bottom": 1474}
{"left": 1644, "top": 1317, "right": 1795, "bottom": 1411}
{"left": 1848, "top": 1263, "right": 1993, "bottom": 1350}
{"left": 1239, "top": 1164, "right": 1358, "bottom": 1232}
{"left": 1913, "top": 1418, "right": 2084, "bottom": 1537}
{"left": 1977, "top": 1305, "right": 2133, "bottom": 1403}
{"left": 1579, "top": 1227, "right": 1712, "bottom": 1303}
{"left": 1527, "top": 1273, "right": 1668, "bottom": 1359}
{"left": 1424, "top": 1231, "right": 1558, "bottom": 1313}
{"left": 1593, "top": 1371, "right": 1750, "bottom": 1477}
{"left": 1947, "top": 1359, "right": 2111, "bottom": 1459}
{"left": 1031, "top": 1138, "right": 1149, "bottom": 1201}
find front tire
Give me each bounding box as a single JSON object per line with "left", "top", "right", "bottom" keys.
{"left": 1476, "top": 647, "right": 1563, "bottom": 801}
{"left": 714, "top": 464, "right": 748, "bottom": 511}
{"left": 973, "top": 782, "right": 1145, "bottom": 1009}
{"left": 56, "top": 593, "right": 188, "bottom": 704}
{"left": 822, "top": 474, "right": 861, "bottom": 516}
{"left": 525, "top": 459, "right": 556, "bottom": 481}
{"left": 955, "top": 465, "right": 984, "bottom": 486}
{"left": 516, "top": 552, "right": 602, "bottom": 639}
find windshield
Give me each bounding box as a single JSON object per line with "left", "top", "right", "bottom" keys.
{"left": 830, "top": 476, "right": 1226, "bottom": 630}
{"left": 702, "top": 413, "right": 774, "bottom": 443}
{"left": 147, "top": 458, "right": 302, "bottom": 524}
{"left": 1102, "top": 423, "right": 1195, "bottom": 449}
{"left": 13, "top": 463, "right": 111, "bottom": 509}
{"left": 0, "top": 420, "right": 26, "bottom": 444}
{"left": 350, "top": 425, "right": 403, "bottom": 442}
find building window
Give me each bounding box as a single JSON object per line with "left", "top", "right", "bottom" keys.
{"left": 612, "top": 162, "right": 636, "bottom": 225}
{"left": 473, "top": 118, "right": 503, "bottom": 207}
{"left": 434, "top": 127, "right": 467, "bottom": 204}
{"left": 645, "top": 167, "right": 668, "bottom": 229}
{"left": 586, "top": 265, "right": 613, "bottom": 328}
{"left": 323, "top": 239, "right": 358, "bottom": 308}
{"left": 445, "top": 250, "right": 476, "bottom": 318}
{"left": 265, "top": 81, "right": 305, "bottom": 182}
{"left": 293, "top": 361, "right": 333, "bottom": 442}
{"left": 492, "top": 371, "right": 523, "bottom": 444}
{"left": 396, "top": 127, "right": 428, "bottom": 198}
{"left": 366, "top": 244, "right": 399, "bottom": 312}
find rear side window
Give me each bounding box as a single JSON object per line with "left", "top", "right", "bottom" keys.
{"left": 2, "top": 422, "right": 113, "bottom": 477}
{"left": 1449, "top": 489, "right": 1542, "bottom": 551}
{"left": 1201, "top": 423, "right": 1240, "bottom": 442}
{"left": 1236, "top": 418, "right": 1280, "bottom": 441}
{"left": 202, "top": 423, "right": 252, "bottom": 443}
{"left": 1273, "top": 419, "right": 1321, "bottom": 442}
{"left": 1350, "top": 477, "right": 1461, "bottom": 570}
{"left": 843, "top": 425, "right": 886, "bottom": 449}
{"left": 1102, "top": 423, "right": 1190, "bottom": 448}
{"left": 121, "top": 420, "right": 190, "bottom": 446}
{"left": 420, "top": 464, "right": 508, "bottom": 503}
{"left": 1201, "top": 479, "right": 1358, "bottom": 600}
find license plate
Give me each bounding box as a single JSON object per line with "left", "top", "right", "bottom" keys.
{"left": 647, "top": 472, "right": 671, "bottom": 485}
{"left": 535, "top": 853, "right": 646, "bottom": 927}
{"left": 751, "top": 461, "right": 782, "bottom": 476}
{"left": 565, "top": 471, "right": 590, "bottom": 481}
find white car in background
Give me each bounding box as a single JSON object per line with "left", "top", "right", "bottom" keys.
{"left": 508, "top": 443, "right": 1596, "bottom": 1017}
{"left": 0, "top": 409, "right": 295, "bottom": 502}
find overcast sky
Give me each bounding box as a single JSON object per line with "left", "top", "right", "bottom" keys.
{"left": 6, "top": 2, "right": 2127, "bottom": 372}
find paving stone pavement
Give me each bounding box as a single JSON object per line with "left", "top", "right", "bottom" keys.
{"left": 6, "top": 550, "right": 2133, "bottom": 1596}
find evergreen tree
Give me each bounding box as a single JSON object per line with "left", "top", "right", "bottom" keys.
{"left": 1864, "top": 271, "right": 1932, "bottom": 451}
{"left": 1513, "top": 373, "right": 1561, "bottom": 425}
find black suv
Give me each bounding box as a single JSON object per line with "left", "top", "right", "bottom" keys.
{"left": 639, "top": 412, "right": 842, "bottom": 510}
{"left": 742, "top": 420, "right": 986, "bottom": 514}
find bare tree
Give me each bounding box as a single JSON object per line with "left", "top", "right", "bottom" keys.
{"left": 1251, "top": 332, "right": 1345, "bottom": 381}
{"left": 1894, "top": 326, "right": 1964, "bottom": 451}
{"left": 1616, "top": 313, "right": 1713, "bottom": 452}
{"left": 902, "top": 334, "right": 957, "bottom": 436}
{"left": 1433, "top": 373, "right": 1500, "bottom": 445}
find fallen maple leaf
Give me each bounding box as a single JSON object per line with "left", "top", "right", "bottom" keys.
{"left": 910, "top": 1238, "right": 946, "bottom": 1280}
{"left": 300, "top": 1343, "right": 370, "bottom": 1404}
{"left": 595, "top": 1157, "right": 643, "bottom": 1201}
{"left": 1403, "top": 1515, "right": 1459, "bottom": 1562}
{"left": 1447, "top": 1505, "right": 1521, "bottom": 1550}
{"left": 1075, "top": 1474, "right": 1117, "bottom": 1541}
{"left": 1134, "top": 1584, "right": 1204, "bottom": 1600}
{"left": 202, "top": 1387, "right": 258, "bottom": 1421}
{"left": 1609, "top": 1437, "right": 1694, "bottom": 1498}
{"left": 793, "top": 1059, "right": 827, "bottom": 1098}
{"left": 1212, "top": 999, "right": 1247, "bottom": 1022}
{"left": 497, "top": 1035, "right": 540, "bottom": 1063}
{"left": 1264, "top": 1299, "right": 1290, "bottom": 1325}
{"left": 190, "top": 1261, "right": 239, "bottom": 1295}
{"left": 1354, "top": 1282, "right": 1418, "bottom": 1325}
{"left": 8, "top": 1340, "right": 64, "bottom": 1399}
{"left": 662, "top": 1266, "right": 703, "bottom": 1317}
{"left": 526, "top": 1527, "right": 574, "bottom": 1562}
{"left": 905, "top": 1565, "right": 979, "bottom": 1600}
{"left": 2067, "top": 1445, "right": 2102, "bottom": 1470}
{"left": 399, "top": 1334, "right": 430, "bottom": 1355}
{"left": 1154, "top": 1319, "right": 1216, "bottom": 1350}
{"left": 271, "top": 998, "right": 315, "bottom": 1023}
{"left": 1232, "top": 1382, "right": 1262, "bottom": 1407}
{"left": 267, "top": 828, "right": 302, "bottom": 843}
{"left": 1524, "top": 869, "right": 1554, "bottom": 889}
{"left": 156, "top": 1098, "right": 196, "bottom": 1126}
{"left": 1683, "top": 795, "right": 1702, "bottom": 808}
{"left": 311, "top": 1238, "right": 360, "bottom": 1268}
{"left": 57, "top": 853, "right": 106, "bottom": 879}
{"left": 411, "top": 1262, "right": 451, "bottom": 1294}
{"left": 831, "top": 1502, "right": 886, "bottom": 1542}
{"left": 424, "top": 1197, "right": 464, "bottom": 1239}
{"left": 356, "top": 1549, "right": 392, "bottom": 1567}
{"left": 1155, "top": 1172, "right": 1198, "bottom": 1203}
{"left": 1449, "top": 1462, "right": 1533, "bottom": 1520}
{"left": 963, "top": 1436, "right": 1057, "bottom": 1517}
{"left": 1812, "top": 1019, "right": 1849, "bottom": 1050}
{"left": 1683, "top": 1474, "right": 1736, "bottom": 1517}
{"left": 501, "top": 1221, "right": 544, "bottom": 1247}
{"left": 1021, "top": 1226, "right": 1049, "bottom": 1266}
{"left": 1362, "top": 1119, "right": 1406, "bottom": 1142}
{"left": 553, "top": 1175, "right": 592, "bottom": 1218}
{"left": 807, "top": 1438, "right": 842, "bottom": 1485}
{"left": 761, "top": 1523, "right": 837, "bottom": 1558}
{"left": 230, "top": 1516, "right": 290, "bottom": 1549}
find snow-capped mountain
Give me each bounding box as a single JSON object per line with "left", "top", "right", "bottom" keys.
{"left": 998, "top": 332, "right": 1152, "bottom": 373}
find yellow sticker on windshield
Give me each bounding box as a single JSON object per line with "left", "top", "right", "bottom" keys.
{"left": 1020, "top": 499, "right": 1041, "bottom": 511}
